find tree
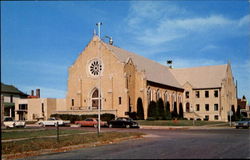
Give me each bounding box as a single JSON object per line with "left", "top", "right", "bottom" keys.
{"left": 171, "top": 102, "right": 178, "bottom": 119}
{"left": 236, "top": 105, "right": 242, "bottom": 121}
{"left": 136, "top": 98, "right": 144, "bottom": 120}
{"left": 148, "top": 101, "right": 157, "bottom": 119}
{"left": 231, "top": 105, "right": 236, "bottom": 121}
{"left": 157, "top": 98, "right": 164, "bottom": 120}
{"left": 178, "top": 103, "right": 184, "bottom": 119}
{"left": 165, "top": 102, "right": 172, "bottom": 120}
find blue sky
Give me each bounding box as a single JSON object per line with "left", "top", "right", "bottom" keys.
{"left": 1, "top": 1, "right": 250, "bottom": 101}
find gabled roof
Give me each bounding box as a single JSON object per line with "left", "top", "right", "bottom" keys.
{"left": 1, "top": 82, "right": 28, "bottom": 96}
{"left": 170, "top": 64, "right": 228, "bottom": 89}
{"left": 102, "top": 41, "right": 182, "bottom": 89}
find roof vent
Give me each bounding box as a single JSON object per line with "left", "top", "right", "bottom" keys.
{"left": 105, "top": 35, "right": 113, "bottom": 45}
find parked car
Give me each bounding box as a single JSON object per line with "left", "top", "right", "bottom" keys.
{"left": 38, "top": 117, "right": 70, "bottom": 127}
{"left": 108, "top": 117, "right": 140, "bottom": 128}
{"left": 3, "top": 117, "right": 26, "bottom": 128}
{"left": 75, "top": 118, "right": 107, "bottom": 128}
{"left": 235, "top": 118, "right": 250, "bottom": 129}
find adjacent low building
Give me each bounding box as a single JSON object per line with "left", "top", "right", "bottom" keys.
{"left": 15, "top": 98, "right": 66, "bottom": 121}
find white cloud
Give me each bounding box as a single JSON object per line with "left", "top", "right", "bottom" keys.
{"left": 125, "top": 2, "right": 250, "bottom": 46}
{"left": 199, "top": 44, "right": 218, "bottom": 52}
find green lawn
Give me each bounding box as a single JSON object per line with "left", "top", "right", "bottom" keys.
{"left": 2, "top": 129, "right": 88, "bottom": 140}
{"left": 2, "top": 131, "right": 144, "bottom": 155}
{"left": 136, "top": 120, "right": 227, "bottom": 126}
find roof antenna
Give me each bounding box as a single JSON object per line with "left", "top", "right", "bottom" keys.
{"left": 166, "top": 60, "right": 173, "bottom": 69}
{"left": 104, "top": 35, "right": 113, "bottom": 45}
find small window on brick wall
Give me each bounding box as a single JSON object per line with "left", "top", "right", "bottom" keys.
{"left": 72, "top": 99, "right": 74, "bottom": 106}
{"left": 119, "top": 97, "right": 122, "bottom": 105}
{"left": 214, "top": 115, "right": 219, "bottom": 120}
{"left": 214, "top": 90, "right": 218, "bottom": 97}
{"left": 195, "top": 91, "right": 200, "bottom": 98}
{"left": 214, "top": 104, "right": 218, "bottom": 111}
{"left": 205, "top": 104, "right": 209, "bottom": 111}
{"left": 196, "top": 104, "right": 200, "bottom": 111}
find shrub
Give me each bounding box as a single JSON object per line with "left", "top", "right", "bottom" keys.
{"left": 50, "top": 113, "right": 115, "bottom": 123}
{"left": 128, "top": 112, "right": 137, "bottom": 120}
{"left": 146, "top": 117, "right": 155, "bottom": 121}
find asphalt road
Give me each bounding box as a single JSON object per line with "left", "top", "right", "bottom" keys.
{"left": 26, "top": 128, "right": 250, "bottom": 159}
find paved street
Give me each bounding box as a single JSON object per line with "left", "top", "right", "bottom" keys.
{"left": 26, "top": 128, "right": 250, "bottom": 159}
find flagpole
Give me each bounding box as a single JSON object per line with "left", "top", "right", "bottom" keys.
{"left": 96, "top": 22, "right": 102, "bottom": 136}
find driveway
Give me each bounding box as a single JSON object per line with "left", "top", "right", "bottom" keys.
{"left": 26, "top": 128, "right": 250, "bottom": 159}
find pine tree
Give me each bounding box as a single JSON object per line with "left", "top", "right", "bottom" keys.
{"left": 136, "top": 98, "right": 144, "bottom": 120}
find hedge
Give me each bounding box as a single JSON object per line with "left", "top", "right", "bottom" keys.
{"left": 50, "top": 113, "right": 115, "bottom": 123}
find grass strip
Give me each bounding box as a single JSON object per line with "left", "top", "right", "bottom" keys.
{"left": 136, "top": 120, "right": 227, "bottom": 126}
{"left": 2, "top": 132, "right": 144, "bottom": 155}
{"left": 2, "top": 129, "right": 88, "bottom": 140}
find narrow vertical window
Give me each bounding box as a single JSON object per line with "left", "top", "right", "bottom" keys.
{"left": 185, "top": 91, "right": 189, "bottom": 98}
{"left": 119, "top": 97, "right": 122, "bottom": 105}
{"left": 42, "top": 103, "right": 44, "bottom": 112}
{"left": 72, "top": 99, "right": 74, "bottom": 106}
{"left": 10, "top": 95, "right": 13, "bottom": 103}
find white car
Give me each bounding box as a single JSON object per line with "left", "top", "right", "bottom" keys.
{"left": 38, "top": 117, "right": 70, "bottom": 127}
{"left": 3, "top": 117, "right": 26, "bottom": 128}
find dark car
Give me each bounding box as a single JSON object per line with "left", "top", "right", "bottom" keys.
{"left": 235, "top": 118, "right": 250, "bottom": 129}
{"left": 108, "top": 117, "right": 140, "bottom": 128}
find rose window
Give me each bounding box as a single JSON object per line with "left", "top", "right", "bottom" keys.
{"left": 89, "top": 59, "right": 103, "bottom": 76}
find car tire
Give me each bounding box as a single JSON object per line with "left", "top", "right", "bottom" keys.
{"left": 125, "top": 124, "right": 130, "bottom": 128}
{"left": 236, "top": 126, "right": 239, "bottom": 129}
{"left": 109, "top": 124, "right": 113, "bottom": 128}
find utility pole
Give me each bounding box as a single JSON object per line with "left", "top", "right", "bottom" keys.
{"left": 96, "top": 22, "right": 102, "bottom": 136}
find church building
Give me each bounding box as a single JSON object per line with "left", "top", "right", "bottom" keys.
{"left": 60, "top": 35, "right": 237, "bottom": 122}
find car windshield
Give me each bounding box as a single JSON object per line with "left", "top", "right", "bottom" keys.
{"left": 240, "top": 118, "right": 250, "bottom": 121}
{"left": 4, "top": 117, "right": 13, "bottom": 121}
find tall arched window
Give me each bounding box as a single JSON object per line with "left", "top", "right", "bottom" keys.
{"left": 147, "top": 88, "right": 152, "bottom": 104}
{"left": 186, "top": 102, "right": 190, "bottom": 112}
{"left": 156, "top": 90, "right": 161, "bottom": 101}
{"left": 91, "top": 88, "right": 101, "bottom": 110}
{"left": 164, "top": 92, "right": 168, "bottom": 103}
